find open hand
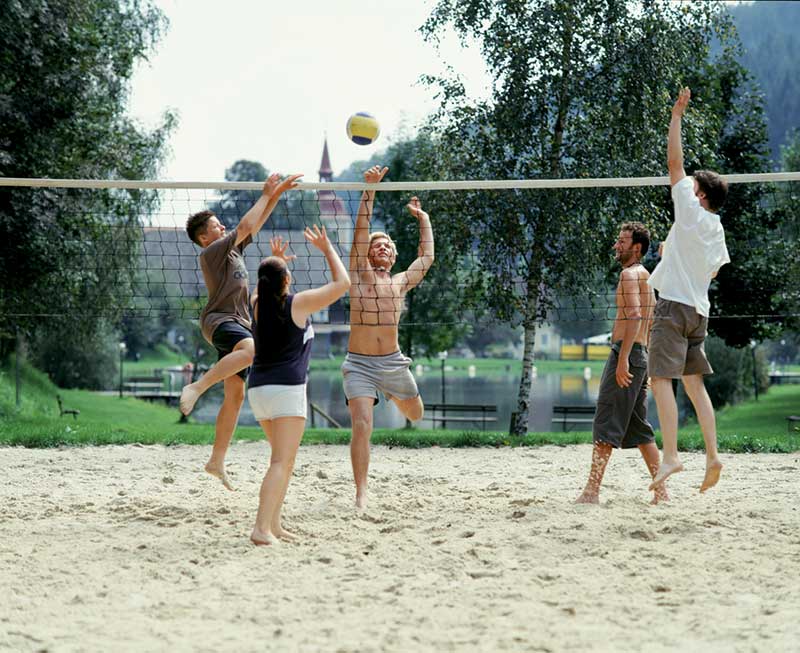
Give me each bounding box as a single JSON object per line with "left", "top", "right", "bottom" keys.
{"left": 364, "top": 165, "right": 388, "bottom": 184}
{"left": 265, "top": 173, "right": 303, "bottom": 197}
{"left": 304, "top": 224, "right": 331, "bottom": 252}
{"left": 406, "top": 196, "right": 428, "bottom": 221}
{"left": 270, "top": 235, "right": 296, "bottom": 262}
{"left": 672, "top": 87, "right": 690, "bottom": 118}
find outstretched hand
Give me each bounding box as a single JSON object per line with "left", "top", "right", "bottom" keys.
{"left": 270, "top": 235, "right": 296, "bottom": 262}
{"left": 406, "top": 196, "right": 428, "bottom": 221}
{"left": 672, "top": 87, "right": 690, "bottom": 119}
{"left": 364, "top": 165, "right": 388, "bottom": 184}
{"left": 304, "top": 224, "right": 332, "bottom": 252}
{"left": 264, "top": 173, "right": 303, "bottom": 197}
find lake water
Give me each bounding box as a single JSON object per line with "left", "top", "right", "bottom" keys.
{"left": 191, "top": 367, "right": 661, "bottom": 433}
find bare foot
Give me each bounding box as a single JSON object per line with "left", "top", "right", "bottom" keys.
{"left": 575, "top": 490, "right": 599, "bottom": 504}
{"left": 648, "top": 460, "right": 684, "bottom": 491}
{"left": 651, "top": 486, "right": 670, "bottom": 504}
{"left": 700, "top": 458, "right": 723, "bottom": 493}
{"left": 205, "top": 462, "right": 235, "bottom": 491}
{"left": 273, "top": 526, "right": 298, "bottom": 542}
{"left": 250, "top": 528, "right": 279, "bottom": 546}
{"left": 180, "top": 383, "right": 201, "bottom": 416}
{"left": 355, "top": 489, "right": 368, "bottom": 511}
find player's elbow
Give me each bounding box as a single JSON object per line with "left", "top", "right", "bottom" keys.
{"left": 335, "top": 276, "right": 351, "bottom": 296}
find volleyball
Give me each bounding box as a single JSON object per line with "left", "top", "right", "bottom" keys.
{"left": 346, "top": 112, "right": 380, "bottom": 146}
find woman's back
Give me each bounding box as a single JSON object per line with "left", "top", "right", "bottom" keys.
{"left": 249, "top": 295, "right": 314, "bottom": 387}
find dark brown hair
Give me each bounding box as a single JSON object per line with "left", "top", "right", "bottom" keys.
{"left": 186, "top": 210, "right": 216, "bottom": 246}
{"left": 256, "top": 256, "right": 290, "bottom": 320}
{"left": 620, "top": 221, "right": 650, "bottom": 259}
{"left": 694, "top": 170, "right": 728, "bottom": 213}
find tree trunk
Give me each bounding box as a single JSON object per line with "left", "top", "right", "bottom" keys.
{"left": 512, "top": 287, "right": 539, "bottom": 436}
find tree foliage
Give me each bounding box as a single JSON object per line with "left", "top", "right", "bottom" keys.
{"left": 0, "top": 0, "right": 175, "bottom": 382}
{"left": 420, "top": 0, "right": 771, "bottom": 434}
{"left": 207, "top": 159, "right": 319, "bottom": 232}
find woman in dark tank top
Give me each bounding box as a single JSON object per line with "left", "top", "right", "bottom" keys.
{"left": 247, "top": 227, "right": 349, "bottom": 546}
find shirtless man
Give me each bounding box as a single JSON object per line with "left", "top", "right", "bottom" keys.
{"left": 648, "top": 87, "right": 729, "bottom": 493}
{"left": 344, "top": 165, "right": 434, "bottom": 509}
{"left": 576, "top": 222, "right": 667, "bottom": 504}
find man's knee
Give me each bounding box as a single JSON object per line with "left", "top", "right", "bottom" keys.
{"left": 234, "top": 338, "right": 255, "bottom": 361}
{"left": 350, "top": 411, "right": 373, "bottom": 436}
{"left": 402, "top": 398, "right": 424, "bottom": 422}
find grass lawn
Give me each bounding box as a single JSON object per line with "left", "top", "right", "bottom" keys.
{"left": 2, "top": 361, "right": 798, "bottom": 452}
{"left": 118, "top": 350, "right": 608, "bottom": 379}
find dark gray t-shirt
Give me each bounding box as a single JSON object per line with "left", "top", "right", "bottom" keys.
{"left": 199, "top": 227, "right": 253, "bottom": 344}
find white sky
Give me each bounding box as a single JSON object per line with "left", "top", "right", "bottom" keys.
{"left": 128, "top": 0, "right": 490, "bottom": 181}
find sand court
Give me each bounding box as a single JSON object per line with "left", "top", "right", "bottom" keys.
{"left": 1, "top": 442, "right": 798, "bottom": 651}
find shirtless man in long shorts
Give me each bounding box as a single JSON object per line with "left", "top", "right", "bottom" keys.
{"left": 576, "top": 222, "right": 667, "bottom": 504}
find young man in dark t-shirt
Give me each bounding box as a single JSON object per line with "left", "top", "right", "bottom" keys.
{"left": 182, "top": 172, "right": 302, "bottom": 490}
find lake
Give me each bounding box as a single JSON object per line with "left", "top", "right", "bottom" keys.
{"left": 191, "top": 365, "right": 661, "bottom": 433}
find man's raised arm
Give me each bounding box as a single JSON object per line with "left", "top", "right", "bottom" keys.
{"left": 397, "top": 196, "right": 434, "bottom": 293}
{"left": 350, "top": 165, "right": 388, "bottom": 273}
{"left": 667, "top": 87, "right": 690, "bottom": 187}
{"left": 235, "top": 173, "right": 303, "bottom": 247}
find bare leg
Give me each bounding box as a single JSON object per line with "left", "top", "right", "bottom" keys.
{"left": 204, "top": 375, "right": 245, "bottom": 491}
{"left": 180, "top": 338, "right": 254, "bottom": 415}
{"left": 390, "top": 395, "right": 424, "bottom": 422}
{"left": 638, "top": 442, "right": 669, "bottom": 503}
{"left": 575, "top": 442, "right": 613, "bottom": 504}
{"left": 681, "top": 374, "right": 723, "bottom": 492}
{"left": 348, "top": 397, "right": 375, "bottom": 510}
{"left": 251, "top": 416, "right": 305, "bottom": 546}
{"left": 649, "top": 377, "right": 684, "bottom": 489}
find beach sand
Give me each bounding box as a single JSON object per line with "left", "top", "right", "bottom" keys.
{"left": 1, "top": 442, "right": 798, "bottom": 652}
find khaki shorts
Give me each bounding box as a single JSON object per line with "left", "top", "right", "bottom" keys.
{"left": 648, "top": 298, "right": 713, "bottom": 379}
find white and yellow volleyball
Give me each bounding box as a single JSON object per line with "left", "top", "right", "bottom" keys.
{"left": 346, "top": 112, "right": 380, "bottom": 146}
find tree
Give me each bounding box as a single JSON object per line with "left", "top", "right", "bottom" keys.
{"left": 0, "top": 0, "right": 175, "bottom": 384}
{"left": 207, "top": 159, "right": 319, "bottom": 232}
{"left": 420, "top": 0, "right": 767, "bottom": 435}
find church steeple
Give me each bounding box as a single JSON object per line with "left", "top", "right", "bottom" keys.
{"left": 319, "top": 135, "right": 333, "bottom": 182}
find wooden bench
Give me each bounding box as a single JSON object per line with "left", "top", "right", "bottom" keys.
{"left": 787, "top": 415, "right": 800, "bottom": 433}
{"left": 57, "top": 395, "right": 79, "bottom": 420}
{"left": 124, "top": 375, "right": 164, "bottom": 395}
{"left": 552, "top": 404, "right": 596, "bottom": 432}
{"left": 425, "top": 403, "right": 498, "bottom": 431}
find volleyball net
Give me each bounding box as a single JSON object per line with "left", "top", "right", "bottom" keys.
{"left": 1, "top": 173, "right": 798, "bottom": 337}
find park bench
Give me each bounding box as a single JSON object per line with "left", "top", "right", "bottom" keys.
{"left": 551, "top": 404, "right": 596, "bottom": 432}
{"left": 124, "top": 375, "right": 165, "bottom": 395}
{"left": 787, "top": 415, "right": 800, "bottom": 433}
{"left": 56, "top": 395, "right": 79, "bottom": 420}
{"left": 425, "top": 403, "right": 498, "bottom": 431}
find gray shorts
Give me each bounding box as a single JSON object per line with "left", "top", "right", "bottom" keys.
{"left": 593, "top": 343, "right": 655, "bottom": 449}
{"left": 341, "top": 351, "right": 419, "bottom": 405}
{"left": 648, "top": 298, "right": 713, "bottom": 379}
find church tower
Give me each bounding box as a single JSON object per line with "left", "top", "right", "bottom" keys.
{"left": 317, "top": 135, "right": 350, "bottom": 250}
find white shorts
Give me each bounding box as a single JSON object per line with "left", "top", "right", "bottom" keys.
{"left": 247, "top": 384, "right": 307, "bottom": 421}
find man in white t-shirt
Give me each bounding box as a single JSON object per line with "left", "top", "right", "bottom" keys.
{"left": 648, "top": 87, "right": 730, "bottom": 494}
